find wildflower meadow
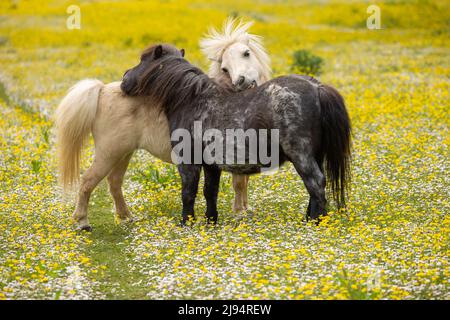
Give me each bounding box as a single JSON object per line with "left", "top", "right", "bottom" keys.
{"left": 0, "top": 0, "right": 448, "bottom": 300}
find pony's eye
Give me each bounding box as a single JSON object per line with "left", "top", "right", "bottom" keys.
{"left": 222, "top": 68, "right": 228, "bottom": 73}
{"left": 243, "top": 50, "right": 250, "bottom": 57}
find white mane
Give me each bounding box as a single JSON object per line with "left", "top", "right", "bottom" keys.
{"left": 200, "top": 18, "right": 271, "bottom": 83}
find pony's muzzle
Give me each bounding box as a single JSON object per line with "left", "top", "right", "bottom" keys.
{"left": 234, "top": 77, "right": 257, "bottom": 91}
{"left": 121, "top": 69, "right": 136, "bottom": 95}
{"left": 236, "top": 76, "right": 246, "bottom": 86}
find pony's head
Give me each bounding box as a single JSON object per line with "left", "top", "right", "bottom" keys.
{"left": 121, "top": 44, "right": 185, "bottom": 95}
{"left": 120, "top": 43, "right": 210, "bottom": 116}
{"left": 200, "top": 18, "right": 271, "bottom": 91}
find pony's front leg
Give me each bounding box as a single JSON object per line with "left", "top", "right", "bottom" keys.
{"left": 203, "top": 165, "right": 221, "bottom": 224}
{"left": 108, "top": 152, "right": 133, "bottom": 223}
{"left": 178, "top": 164, "right": 201, "bottom": 225}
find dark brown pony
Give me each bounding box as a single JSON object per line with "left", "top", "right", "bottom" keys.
{"left": 121, "top": 44, "right": 351, "bottom": 224}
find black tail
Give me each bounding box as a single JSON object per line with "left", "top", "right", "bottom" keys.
{"left": 318, "top": 84, "right": 352, "bottom": 209}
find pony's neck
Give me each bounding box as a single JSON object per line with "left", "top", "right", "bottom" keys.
{"left": 161, "top": 66, "right": 217, "bottom": 117}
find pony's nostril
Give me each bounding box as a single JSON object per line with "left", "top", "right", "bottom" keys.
{"left": 237, "top": 76, "right": 245, "bottom": 86}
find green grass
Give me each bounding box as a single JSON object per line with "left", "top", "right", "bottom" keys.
{"left": 85, "top": 184, "right": 151, "bottom": 299}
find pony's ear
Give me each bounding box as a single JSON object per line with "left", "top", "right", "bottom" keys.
{"left": 180, "top": 48, "right": 185, "bottom": 57}
{"left": 154, "top": 45, "right": 163, "bottom": 59}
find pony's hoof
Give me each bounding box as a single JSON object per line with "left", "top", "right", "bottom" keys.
{"left": 233, "top": 205, "right": 253, "bottom": 214}
{"left": 205, "top": 217, "right": 218, "bottom": 226}
{"left": 233, "top": 207, "right": 245, "bottom": 213}
{"left": 114, "top": 215, "right": 135, "bottom": 225}
{"left": 305, "top": 215, "right": 324, "bottom": 226}
{"left": 232, "top": 208, "right": 254, "bottom": 221}
{"left": 179, "top": 220, "right": 189, "bottom": 227}
{"left": 180, "top": 217, "right": 195, "bottom": 227}
{"left": 78, "top": 225, "right": 93, "bottom": 232}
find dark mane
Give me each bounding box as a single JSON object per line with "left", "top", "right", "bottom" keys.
{"left": 135, "top": 55, "right": 215, "bottom": 116}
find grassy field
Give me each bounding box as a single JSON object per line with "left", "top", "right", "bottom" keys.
{"left": 0, "top": 0, "right": 449, "bottom": 299}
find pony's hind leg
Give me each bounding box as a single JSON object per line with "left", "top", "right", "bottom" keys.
{"left": 203, "top": 165, "right": 221, "bottom": 224}
{"left": 306, "top": 156, "right": 325, "bottom": 219}
{"left": 107, "top": 152, "right": 133, "bottom": 223}
{"left": 73, "top": 153, "right": 119, "bottom": 231}
{"left": 232, "top": 174, "right": 247, "bottom": 212}
{"left": 178, "top": 164, "right": 201, "bottom": 225}
{"left": 242, "top": 175, "right": 250, "bottom": 210}
{"left": 291, "top": 155, "right": 327, "bottom": 221}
